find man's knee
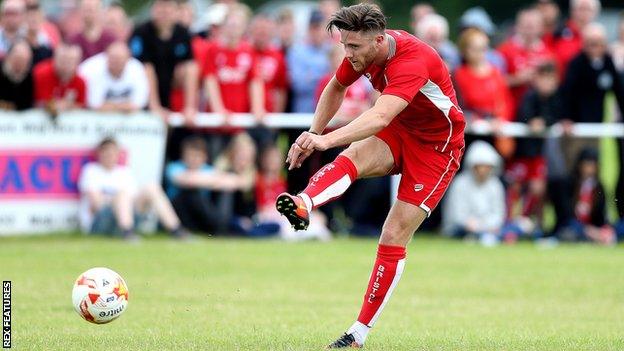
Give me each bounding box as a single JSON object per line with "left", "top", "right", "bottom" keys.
{"left": 380, "top": 221, "right": 414, "bottom": 246}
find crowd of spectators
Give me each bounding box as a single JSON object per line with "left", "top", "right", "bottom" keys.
{"left": 0, "top": 0, "right": 623, "bottom": 244}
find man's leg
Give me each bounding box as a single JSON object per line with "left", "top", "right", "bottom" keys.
{"left": 328, "top": 200, "right": 427, "bottom": 348}
{"left": 277, "top": 137, "right": 395, "bottom": 230}
{"left": 136, "top": 183, "right": 186, "bottom": 237}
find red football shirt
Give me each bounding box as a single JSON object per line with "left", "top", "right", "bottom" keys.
{"left": 253, "top": 45, "right": 288, "bottom": 112}
{"left": 255, "top": 174, "right": 287, "bottom": 210}
{"left": 335, "top": 30, "right": 464, "bottom": 151}
{"left": 552, "top": 20, "right": 583, "bottom": 74}
{"left": 33, "top": 59, "right": 86, "bottom": 107}
{"left": 497, "top": 36, "right": 554, "bottom": 113}
{"left": 203, "top": 41, "right": 257, "bottom": 112}
{"left": 453, "top": 64, "right": 513, "bottom": 121}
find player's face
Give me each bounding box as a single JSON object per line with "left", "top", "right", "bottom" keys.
{"left": 340, "top": 30, "right": 383, "bottom": 72}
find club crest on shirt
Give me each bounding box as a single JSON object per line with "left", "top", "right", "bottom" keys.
{"left": 414, "top": 184, "right": 424, "bottom": 192}
{"left": 364, "top": 73, "right": 372, "bottom": 81}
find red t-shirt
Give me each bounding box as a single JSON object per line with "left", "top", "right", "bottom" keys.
{"left": 335, "top": 30, "right": 464, "bottom": 151}
{"left": 203, "top": 41, "right": 257, "bottom": 112}
{"left": 552, "top": 20, "right": 583, "bottom": 74}
{"left": 253, "top": 45, "right": 288, "bottom": 112}
{"left": 453, "top": 64, "right": 514, "bottom": 121}
{"left": 255, "top": 174, "right": 287, "bottom": 210}
{"left": 497, "top": 36, "right": 554, "bottom": 114}
{"left": 33, "top": 59, "right": 86, "bottom": 107}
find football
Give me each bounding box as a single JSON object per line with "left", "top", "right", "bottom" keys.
{"left": 72, "top": 267, "right": 129, "bottom": 324}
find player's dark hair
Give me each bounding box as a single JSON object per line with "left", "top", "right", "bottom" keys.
{"left": 326, "top": 3, "right": 387, "bottom": 34}
{"left": 97, "top": 137, "right": 118, "bottom": 149}
{"left": 181, "top": 135, "right": 208, "bottom": 155}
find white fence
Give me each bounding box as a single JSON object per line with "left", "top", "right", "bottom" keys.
{"left": 0, "top": 110, "right": 622, "bottom": 235}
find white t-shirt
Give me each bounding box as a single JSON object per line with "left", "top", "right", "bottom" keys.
{"left": 78, "top": 162, "right": 138, "bottom": 232}
{"left": 78, "top": 53, "right": 149, "bottom": 110}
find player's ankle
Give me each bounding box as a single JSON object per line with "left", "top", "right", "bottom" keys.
{"left": 298, "top": 193, "right": 313, "bottom": 214}
{"left": 347, "top": 321, "right": 370, "bottom": 346}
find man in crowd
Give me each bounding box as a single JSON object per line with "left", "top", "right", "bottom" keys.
{"left": 33, "top": 42, "right": 85, "bottom": 115}
{"left": 78, "top": 41, "right": 148, "bottom": 113}
{"left": 551, "top": 0, "right": 600, "bottom": 72}
{"left": 415, "top": 13, "right": 460, "bottom": 70}
{"left": 498, "top": 7, "right": 554, "bottom": 115}
{"left": 130, "top": 0, "right": 198, "bottom": 122}
{"left": 68, "top": 0, "right": 115, "bottom": 60}
{"left": 0, "top": 40, "right": 33, "bottom": 110}
{"left": 0, "top": 0, "right": 26, "bottom": 58}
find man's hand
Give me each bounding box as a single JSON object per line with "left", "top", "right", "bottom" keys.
{"left": 285, "top": 132, "right": 330, "bottom": 170}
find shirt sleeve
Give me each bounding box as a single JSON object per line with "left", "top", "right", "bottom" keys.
{"left": 173, "top": 27, "right": 193, "bottom": 64}
{"left": 129, "top": 28, "right": 151, "bottom": 63}
{"left": 381, "top": 57, "right": 427, "bottom": 103}
{"left": 78, "top": 163, "right": 96, "bottom": 193}
{"left": 335, "top": 58, "right": 362, "bottom": 87}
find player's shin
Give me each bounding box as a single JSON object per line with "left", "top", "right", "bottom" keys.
{"left": 349, "top": 244, "right": 407, "bottom": 345}
{"left": 299, "top": 155, "right": 358, "bottom": 211}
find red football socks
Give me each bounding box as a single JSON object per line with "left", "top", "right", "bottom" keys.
{"left": 356, "top": 244, "right": 407, "bottom": 327}
{"left": 299, "top": 155, "right": 358, "bottom": 210}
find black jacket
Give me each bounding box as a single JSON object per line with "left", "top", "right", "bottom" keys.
{"left": 514, "top": 88, "right": 563, "bottom": 158}
{"left": 561, "top": 53, "right": 624, "bottom": 123}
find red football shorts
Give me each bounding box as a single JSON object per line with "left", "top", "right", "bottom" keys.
{"left": 376, "top": 122, "right": 464, "bottom": 216}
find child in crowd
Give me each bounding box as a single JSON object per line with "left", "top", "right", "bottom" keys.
{"left": 442, "top": 141, "right": 506, "bottom": 246}
{"left": 165, "top": 135, "right": 245, "bottom": 234}
{"left": 558, "top": 148, "right": 616, "bottom": 245}
{"left": 255, "top": 144, "right": 331, "bottom": 241}
{"left": 505, "top": 61, "right": 562, "bottom": 240}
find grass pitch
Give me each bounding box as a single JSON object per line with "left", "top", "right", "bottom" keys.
{"left": 1, "top": 234, "right": 623, "bottom": 351}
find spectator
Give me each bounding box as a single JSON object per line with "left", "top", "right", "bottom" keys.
{"left": 458, "top": 6, "right": 506, "bottom": 73}
{"left": 68, "top": 0, "right": 116, "bottom": 61}
{"left": 410, "top": 3, "right": 435, "bottom": 34}
{"left": 255, "top": 144, "right": 331, "bottom": 240}
{"left": 276, "top": 8, "right": 295, "bottom": 55}
{"left": 214, "top": 132, "right": 258, "bottom": 235}
{"left": 250, "top": 14, "right": 288, "bottom": 113}
{"left": 535, "top": 0, "right": 561, "bottom": 50}
{"left": 78, "top": 138, "right": 188, "bottom": 240}
{"left": 165, "top": 136, "right": 245, "bottom": 234}
{"left": 78, "top": 41, "right": 149, "bottom": 112}
{"left": 0, "top": 40, "right": 33, "bottom": 110}
{"left": 415, "top": 13, "right": 460, "bottom": 70}
{"left": 203, "top": 4, "right": 264, "bottom": 118}
{"left": 315, "top": 43, "right": 374, "bottom": 124}
{"left": 104, "top": 3, "right": 132, "bottom": 42}
{"left": 24, "top": 0, "right": 55, "bottom": 64}
{"left": 33, "top": 43, "right": 86, "bottom": 115}
{"left": 25, "top": 0, "right": 60, "bottom": 48}
{"left": 506, "top": 62, "right": 562, "bottom": 235}
{"left": 442, "top": 141, "right": 505, "bottom": 246}
{"left": 552, "top": 0, "right": 600, "bottom": 72}
{"left": 557, "top": 147, "right": 615, "bottom": 245}
{"left": 0, "top": 0, "right": 26, "bottom": 59}
{"left": 286, "top": 9, "right": 331, "bottom": 113}
{"left": 130, "top": 0, "right": 198, "bottom": 121}
{"left": 560, "top": 23, "right": 624, "bottom": 169}
{"left": 611, "top": 12, "right": 624, "bottom": 73}
{"left": 454, "top": 28, "right": 514, "bottom": 157}
{"left": 497, "top": 7, "right": 555, "bottom": 115}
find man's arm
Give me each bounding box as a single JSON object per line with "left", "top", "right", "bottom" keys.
{"left": 183, "top": 61, "right": 199, "bottom": 118}
{"left": 249, "top": 77, "right": 266, "bottom": 120}
{"left": 309, "top": 76, "right": 348, "bottom": 133}
{"left": 319, "top": 94, "right": 408, "bottom": 148}
{"left": 144, "top": 63, "right": 163, "bottom": 112}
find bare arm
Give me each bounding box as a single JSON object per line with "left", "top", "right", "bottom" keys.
{"left": 183, "top": 61, "right": 199, "bottom": 114}
{"left": 85, "top": 190, "right": 106, "bottom": 213}
{"left": 310, "top": 76, "right": 348, "bottom": 133}
{"left": 204, "top": 75, "right": 227, "bottom": 114}
{"left": 249, "top": 77, "right": 266, "bottom": 119}
{"left": 322, "top": 94, "right": 409, "bottom": 148}
{"left": 272, "top": 88, "right": 287, "bottom": 112}
{"left": 172, "top": 171, "right": 243, "bottom": 191}
{"left": 144, "top": 63, "right": 162, "bottom": 111}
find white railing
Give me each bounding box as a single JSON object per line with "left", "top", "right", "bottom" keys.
{"left": 169, "top": 113, "right": 624, "bottom": 138}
